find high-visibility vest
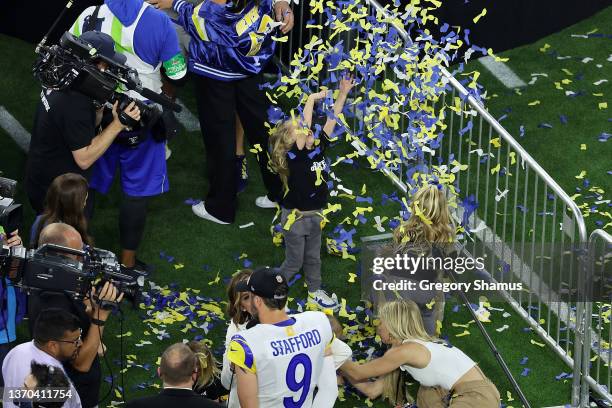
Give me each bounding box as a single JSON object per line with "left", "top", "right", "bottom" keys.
{"left": 71, "top": 2, "right": 162, "bottom": 102}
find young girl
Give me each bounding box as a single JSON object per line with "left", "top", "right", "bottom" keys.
{"left": 188, "top": 340, "right": 226, "bottom": 402}
{"left": 31, "top": 173, "right": 91, "bottom": 248}
{"left": 380, "top": 183, "right": 456, "bottom": 335}
{"left": 221, "top": 269, "right": 253, "bottom": 408}
{"left": 269, "top": 76, "right": 355, "bottom": 310}
{"left": 340, "top": 300, "right": 500, "bottom": 407}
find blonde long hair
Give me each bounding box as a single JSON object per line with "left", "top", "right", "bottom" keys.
{"left": 269, "top": 120, "right": 297, "bottom": 188}
{"left": 378, "top": 300, "right": 436, "bottom": 405}
{"left": 393, "top": 184, "right": 455, "bottom": 246}
{"left": 188, "top": 340, "right": 221, "bottom": 391}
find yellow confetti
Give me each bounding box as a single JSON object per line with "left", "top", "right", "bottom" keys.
{"left": 412, "top": 201, "right": 433, "bottom": 225}
{"left": 506, "top": 391, "right": 515, "bottom": 402}
{"left": 527, "top": 100, "right": 540, "bottom": 106}
{"left": 490, "top": 137, "right": 501, "bottom": 148}
{"left": 509, "top": 151, "right": 516, "bottom": 165}
{"left": 456, "top": 330, "right": 470, "bottom": 337}
{"left": 249, "top": 144, "right": 263, "bottom": 154}
{"left": 174, "top": 263, "right": 184, "bottom": 270}
{"left": 539, "top": 43, "right": 550, "bottom": 53}
{"left": 530, "top": 339, "right": 545, "bottom": 347}
{"left": 580, "top": 144, "right": 587, "bottom": 151}
{"left": 472, "top": 8, "right": 487, "bottom": 23}
{"left": 599, "top": 102, "right": 608, "bottom": 110}
{"left": 575, "top": 170, "right": 587, "bottom": 179}
{"left": 283, "top": 209, "right": 300, "bottom": 230}
{"left": 348, "top": 273, "right": 357, "bottom": 283}
{"left": 116, "top": 331, "right": 132, "bottom": 338}
{"left": 490, "top": 163, "right": 501, "bottom": 175}
{"left": 561, "top": 68, "right": 573, "bottom": 76}
{"left": 208, "top": 270, "right": 221, "bottom": 285}
{"left": 271, "top": 36, "right": 288, "bottom": 43}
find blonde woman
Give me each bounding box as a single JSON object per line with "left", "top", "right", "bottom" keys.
{"left": 378, "top": 183, "right": 456, "bottom": 335}
{"left": 188, "top": 340, "right": 225, "bottom": 401}
{"left": 393, "top": 183, "right": 456, "bottom": 246}
{"left": 340, "top": 300, "right": 500, "bottom": 407}
{"left": 268, "top": 75, "right": 355, "bottom": 311}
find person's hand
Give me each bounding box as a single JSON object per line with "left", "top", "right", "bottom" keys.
{"left": 274, "top": 1, "right": 294, "bottom": 34}
{"left": 339, "top": 74, "right": 356, "bottom": 95}
{"left": 309, "top": 89, "right": 329, "bottom": 101}
{"left": 6, "top": 230, "right": 23, "bottom": 248}
{"left": 111, "top": 101, "right": 141, "bottom": 130}
{"left": 91, "top": 282, "right": 124, "bottom": 320}
{"left": 146, "top": 0, "right": 174, "bottom": 10}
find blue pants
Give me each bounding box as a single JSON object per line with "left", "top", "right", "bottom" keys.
{"left": 90, "top": 135, "right": 168, "bottom": 197}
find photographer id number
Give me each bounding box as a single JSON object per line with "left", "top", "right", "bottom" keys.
{"left": 6, "top": 387, "right": 72, "bottom": 402}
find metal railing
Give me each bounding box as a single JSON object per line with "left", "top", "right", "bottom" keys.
{"left": 274, "top": 1, "right": 597, "bottom": 405}
{"left": 580, "top": 229, "right": 612, "bottom": 405}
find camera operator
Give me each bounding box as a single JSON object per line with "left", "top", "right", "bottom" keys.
{"left": 27, "top": 223, "right": 124, "bottom": 408}
{"left": 70, "top": 0, "right": 187, "bottom": 272}
{"left": 25, "top": 30, "right": 141, "bottom": 216}
{"left": 0, "top": 229, "right": 26, "bottom": 387}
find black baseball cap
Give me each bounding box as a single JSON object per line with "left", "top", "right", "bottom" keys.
{"left": 80, "top": 31, "right": 127, "bottom": 65}
{"left": 236, "top": 266, "right": 288, "bottom": 300}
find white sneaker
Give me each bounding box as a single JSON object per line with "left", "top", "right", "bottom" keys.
{"left": 255, "top": 195, "right": 278, "bottom": 209}
{"left": 308, "top": 290, "right": 340, "bottom": 311}
{"left": 165, "top": 144, "right": 172, "bottom": 160}
{"left": 192, "top": 202, "right": 229, "bottom": 225}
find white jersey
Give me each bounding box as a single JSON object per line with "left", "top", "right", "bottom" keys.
{"left": 228, "top": 311, "right": 334, "bottom": 408}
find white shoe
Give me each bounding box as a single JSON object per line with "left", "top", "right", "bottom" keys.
{"left": 255, "top": 195, "right": 278, "bottom": 209}
{"left": 165, "top": 144, "right": 172, "bottom": 160}
{"left": 192, "top": 202, "right": 229, "bottom": 225}
{"left": 308, "top": 290, "right": 340, "bottom": 312}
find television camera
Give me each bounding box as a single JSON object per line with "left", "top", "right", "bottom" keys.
{"left": 32, "top": 0, "right": 181, "bottom": 133}
{"left": 0, "top": 243, "right": 144, "bottom": 310}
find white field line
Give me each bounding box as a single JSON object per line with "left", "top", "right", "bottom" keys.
{"left": 175, "top": 98, "right": 200, "bottom": 132}
{"left": 478, "top": 56, "right": 527, "bottom": 88}
{"left": 0, "top": 106, "right": 30, "bottom": 152}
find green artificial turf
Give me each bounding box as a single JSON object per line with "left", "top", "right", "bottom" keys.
{"left": 1, "top": 6, "right": 611, "bottom": 407}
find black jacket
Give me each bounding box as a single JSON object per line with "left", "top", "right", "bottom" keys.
{"left": 126, "top": 388, "right": 222, "bottom": 408}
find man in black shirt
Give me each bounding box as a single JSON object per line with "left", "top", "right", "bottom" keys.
{"left": 25, "top": 30, "right": 141, "bottom": 214}
{"left": 126, "top": 343, "right": 220, "bottom": 408}
{"left": 28, "top": 223, "right": 123, "bottom": 407}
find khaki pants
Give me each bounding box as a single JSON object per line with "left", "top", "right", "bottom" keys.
{"left": 416, "top": 379, "right": 500, "bottom": 408}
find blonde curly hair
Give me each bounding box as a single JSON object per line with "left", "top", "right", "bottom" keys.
{"left": 268, "top": 120, "right": 298, "bottom": 189}
{"left": 393, "top": 183, "right": 455, "bottom": 246}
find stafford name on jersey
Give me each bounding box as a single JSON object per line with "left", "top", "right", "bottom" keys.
{"left": 270, "top": 328, "right": 323, "bottom": 356}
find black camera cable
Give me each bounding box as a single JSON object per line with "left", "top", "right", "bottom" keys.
{"left": 93, "top": 296, "right": 126, "bottom": 405}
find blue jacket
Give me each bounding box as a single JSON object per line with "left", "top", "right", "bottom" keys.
{"left": 173, "top": 0, "right": 277, "bottom": 81}
{"left": 0, "top": 279, "right": 26, "bottom": 344}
